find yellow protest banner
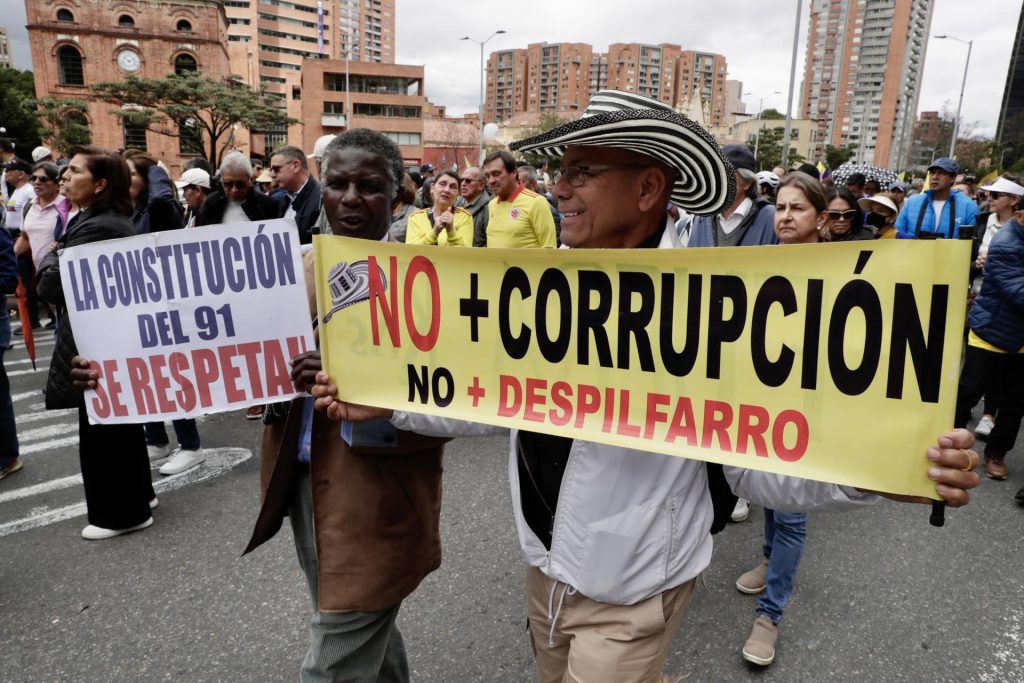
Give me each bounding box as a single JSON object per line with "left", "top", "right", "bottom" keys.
{"left": 313, "top": 237, "right": 970, "bottom": 499}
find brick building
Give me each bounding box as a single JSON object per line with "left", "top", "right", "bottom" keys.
{"left": 285, "top": 58, "right": 425, "bottom": 165}
{"left": 484, "top": 41, "right": 728, "bottom": 127}
{"left": 25, "top": 0, "right": 231, "bottom": 172}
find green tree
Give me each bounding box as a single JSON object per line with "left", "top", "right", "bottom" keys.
{"left": 27, "top": 97, "right": 92, "bottom": 155}
{"left": 0, "top": 68, "right": 43, "bottom": 151}
{"left": 823, "top": 144, "right": 857, "bottom": 171}
{"left": 91, "top": 73, "right": 296, "bottom": 167}
{"left": 748, "top": 126, "right": 804, "bottom": 170}
{"left": 518, "top": 113, "right": 569, "bottom": 168}
{"left": 759, "top": 107, "right": 785, "bottom": 120}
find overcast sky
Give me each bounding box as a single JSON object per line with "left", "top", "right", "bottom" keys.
{"left": 4, "top": 0, "right": 1020, "bottom": 138}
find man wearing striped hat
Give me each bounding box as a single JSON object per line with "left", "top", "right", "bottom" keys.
{"left": 310, "top": 90, "right": 979, "bottom": 682}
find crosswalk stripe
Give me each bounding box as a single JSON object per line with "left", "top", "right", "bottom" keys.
{"left": 16, "top": 409, "right": 76, "bottom": 425}
{"left": 21, "top": 436, "right": 79, "bottom": 455}
{"left": 19, "top": 423, "right": 78, "bottom": 442}
{"left": 0, "top": 447, "right": 252, "bottom": 537}
{"left": 0, "top": 473, "right": 83, "bottom": 504}
{"left": 7, "top": 365, "right": 49, "bottom": 377}
{"left": 12, "top": 390, "right": 42, "bottom": 402}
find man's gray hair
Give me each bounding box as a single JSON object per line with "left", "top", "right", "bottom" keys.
{"left": 517, "top": 165, "right": 538, "bottom": 185}
{"left": 271, "top": 145, "right": 309, "bottom": 171}
{"left": 322, "top": 129, "right": 403, "bottom": 195}
{"left": 220, "top": 151, "right": 253, "bottom": 176}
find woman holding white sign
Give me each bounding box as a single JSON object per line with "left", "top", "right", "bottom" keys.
{"left": 36, "top": 146, "right": 156, "bottom": 540}
{"left": 125, "top": 150, "right": 205, "bottom": 476}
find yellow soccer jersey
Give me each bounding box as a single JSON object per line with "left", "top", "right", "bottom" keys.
{"left": 485, "top": 186, "right": 556, "bottom": 249}
{"left": 405, "top": 207, "right": 474, "bottom": 246}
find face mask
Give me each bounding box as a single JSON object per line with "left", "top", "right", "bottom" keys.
{"left": 865, "top": 212, "right": 887, "bottom": 228}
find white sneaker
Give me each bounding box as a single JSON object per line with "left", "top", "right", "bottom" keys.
{"left": 975, "top": 415, "right": 995, "bottom": 438}
{"left": 149, "top": 497, "right": 159, "bottom": 510}
{"left": 147, "top": 443, "right": 171, "bottom": 461}
{"left": 82, "top": 517, "right": 153, "bottom": 540}
{"left": 158, "top": 448, "right": 205, "bottom": 476}
{"left": 731, "top": 498, "right": 750, "bottom": 523}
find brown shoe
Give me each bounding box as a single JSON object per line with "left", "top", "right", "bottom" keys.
{"left": 985, "top": 457, "right": 1009, "bottom": 480}
{"left": 742, "top": 615, "right": 778, "bottom": 666}
{"left": 736, "top": 558, "right": 769, "bottom": 594}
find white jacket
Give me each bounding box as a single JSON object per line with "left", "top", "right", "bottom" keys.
{"left": 390, "top": 223, "right": 879, "bottom": 605}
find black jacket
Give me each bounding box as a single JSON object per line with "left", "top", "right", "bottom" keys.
{"left": 196, "top": 187, "right": 285, "bottom": 227}
{"left": 289, "top": 177, "right": 322, "bottom": 245}
{"left": 37, "top": 208, "right": 137, "bottom": 409}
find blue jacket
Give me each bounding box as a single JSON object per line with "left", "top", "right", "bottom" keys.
{"left": 133, "top": 164, "right": 184, "bottom": 234}
{"left": 895, "top": 189, "right": 979, "bottom": 239}
{"left": 0, "top": 226, "right": 17, "bottom": 294}
{"left": 687, "top": 198, "right": 778, "bottom": 248}
{"left": 967, "top": 219, "right": 1024, "bottom": 351}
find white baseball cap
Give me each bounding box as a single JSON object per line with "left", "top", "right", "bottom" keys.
{"left": 980, "top": 177, "right": 1024, "bottom": 197}
{"left": 175, "top": 167, "right": 211, "bottom": 190}
{"left": 308, "top": 134, "right": 337, "bottom": 161}
{"left": 31, "top": 146, "right": 53, "bottom": 162}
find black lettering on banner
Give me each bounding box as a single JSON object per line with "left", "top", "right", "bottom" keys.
{"left": 408, "top": 364, "right": 429, "bottom": 404}
{"left": 617, "top": 272, "right": 656, "bottom": 372}
{"left": 800, "top": 279, "right": 824, "bottom": 390}
{"left": 660, "top": 273, "right": 702, "bottom": 378}
{"left": 499, "top": 267, "right": 531, "bottom": 359}
{"left": 886, "top": 283, "right": 947, "bottom": 403}
{"left": 827, "top": 280, "right": 882, "bottom": 395}
{"left": 707, "top": 275, "right": 747, "bottom": 379}
{"left": 536, "top": 269, "right": 572, "bottom": 363}
{"left": 577, "top": 270, "right": 613, "bottom": 368}
{"left": 751, "top": 275, "right": 797, "bottom": 387}
{"left": 431, "top": 366, "right": 454, "bottom": 407}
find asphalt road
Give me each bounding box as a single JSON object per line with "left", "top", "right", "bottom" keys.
{"left": 1, "top": 331, "right": 1022, "bottom": 682}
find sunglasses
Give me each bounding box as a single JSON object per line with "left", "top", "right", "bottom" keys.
{"left": 989, "top": 192, "right": 1006, "bottom": 200}
{"left": 827, "top": 209, "right": 858, "bottom": 220}
{"left": 460, "top": 178, "right": 480, "bottom": 184}
{"left": 221, "top": 180, "right": 250, "bottom": 190}
{"left": 30, "top": 175, "right": 53, "bottom": 183}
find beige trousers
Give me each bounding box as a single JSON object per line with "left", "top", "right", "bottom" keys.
{"left": 526, "top": 565, "right": 696, "bottom": 683}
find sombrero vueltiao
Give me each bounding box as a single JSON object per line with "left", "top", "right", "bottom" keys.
{"left": 510, "top": 90, "right": 735, "bottom": 216}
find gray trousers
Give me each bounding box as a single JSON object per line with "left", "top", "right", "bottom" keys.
{"left": 288, "top": 466, "right": 411, "bottom": 683}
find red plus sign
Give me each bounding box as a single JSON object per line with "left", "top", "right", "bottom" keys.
{"left": 467, "top": 377, "right": 486, "bottom": 407}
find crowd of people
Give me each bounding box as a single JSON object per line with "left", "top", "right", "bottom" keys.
{"left": 0, "top": 83, "right": 1016, "bottom": 681}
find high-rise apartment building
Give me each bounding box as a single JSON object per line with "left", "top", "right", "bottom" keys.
{"left": 725, "top": 79, "right": 747, "bottom": 125}
{"left": 997, "top": 4, "right": 1024, "bottom": 144}
{"left": 801, "top": 0, "right": 933, "bottom": 169}
{"left": 484, "top": 42, "right": 728, "bottom": 127}
{"left": 0, "top": 26, "right": 12, "bottom": 69}
{"left": 223, "top": 0, "right": 395, "bottom": 98}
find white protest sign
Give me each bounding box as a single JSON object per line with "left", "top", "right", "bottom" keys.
{"left": 59, "top": 219, "right": 315, "bottom": 424}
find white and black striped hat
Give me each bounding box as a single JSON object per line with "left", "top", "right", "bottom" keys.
{"left": 510, "top": 90, "right": 735, "bottom": 216}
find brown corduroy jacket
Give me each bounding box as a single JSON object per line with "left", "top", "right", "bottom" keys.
{"left": 243, "top": 251, "right": 448, "bottom": 613}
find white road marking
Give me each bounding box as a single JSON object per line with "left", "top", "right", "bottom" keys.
{"left": 20, "top": 436, "right": 79, "bottom": 455}
{"left": 0, "top": 473, "right": 83, "bottom": 504}
{"left": 7, "top": 365, "right": 49, "bottom": 377}
{"left": 15, "top": 409, "right": 75, "bottom": 425}
{"left": 12, "top": 390, "right": 42, "bottom": 402}
{"left": 19, "top": 423, "right": 78, "bottom": 442}
{"left": 0, "top": 447, "right": 253, "bottom": 537}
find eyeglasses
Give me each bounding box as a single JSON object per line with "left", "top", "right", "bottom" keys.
{"left": 562, "top": 163, "right": 653, "bottom": 188}
{"left": 989, "top": 192, "right": 1005, "bottom": 200}
{"left": 29, "top": 175, "right": 53, "bottom": 183}
{"left": 221, "top": 180, "right": 250, "bottom": 190}
{"left": 827, "top": 209, "right": 858, "bottom": 221}
{"left": 460, "top": 178, "right": 480, "bottom": 184}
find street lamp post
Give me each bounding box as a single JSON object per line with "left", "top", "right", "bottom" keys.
{"left": 935, "top": 34, "right": 973, "bottom": 159}
{"left": 780, "top": 0, "right": 802, "bottom": 168}
{"left": 746, "top": 91, "right": 780, "bottom": 164}
{"left": 460, "top": 30, "right": 506, "bottom": 165}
